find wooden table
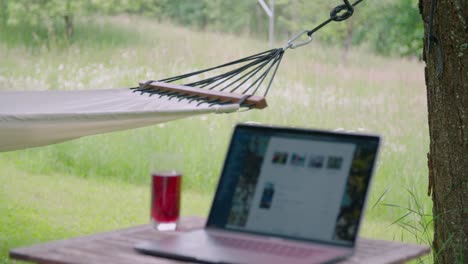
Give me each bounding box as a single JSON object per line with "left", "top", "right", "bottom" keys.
{"left": 10, "top": 216, "right": 430, "bottom": 264}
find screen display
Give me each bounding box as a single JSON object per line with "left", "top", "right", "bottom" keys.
{"left": 207, "top": 124, "right": 380, "bottom": 246}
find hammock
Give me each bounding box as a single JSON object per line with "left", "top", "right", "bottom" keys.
{"left": 0, "top": 88, "right": 241, "bottom": 152}
{"left": 0, "top": 0, "right": 362, "bottom": 152}
{"left": 0, "top": 48, "right": 277, "bottom": 152}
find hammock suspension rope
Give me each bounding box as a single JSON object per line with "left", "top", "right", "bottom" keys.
{"left": 134, "top": 0, "right": 364, "bottom": 110}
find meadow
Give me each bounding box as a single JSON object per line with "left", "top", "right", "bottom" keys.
{"left": 0, "top": 16, "right": 432, "bottom": 263}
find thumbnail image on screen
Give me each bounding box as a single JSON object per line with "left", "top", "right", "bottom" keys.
{"left": 259, "top": 182, "right": 275, "bottom": 209}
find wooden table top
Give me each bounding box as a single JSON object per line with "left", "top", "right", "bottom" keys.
{"left": 10, "top": 216, "right": 430, "bottom": 264}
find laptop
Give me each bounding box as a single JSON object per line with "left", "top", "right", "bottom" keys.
{"left": 135, "top": 123, "right": 381, "bottom": 264}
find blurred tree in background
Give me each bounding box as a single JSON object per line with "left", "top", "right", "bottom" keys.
{"left": 0, "top": 0, "right": 423, "bottom": 58}
{"left": 366, "top": 0, "right": 423, "bottom": 57}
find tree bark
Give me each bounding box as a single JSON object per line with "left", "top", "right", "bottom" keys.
{"left": 419, "top": 0, "right": 467, "bottom": 263}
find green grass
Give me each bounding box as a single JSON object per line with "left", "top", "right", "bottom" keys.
{"left": 0, "top": 159, "right": 211, "bottom": 263}
{"left": 0, "top": 16, "right": 433, "bottom": 263}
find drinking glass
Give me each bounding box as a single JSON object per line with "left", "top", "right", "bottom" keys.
{"left": 150, "top": 153, "right": 183, "bottom": 231}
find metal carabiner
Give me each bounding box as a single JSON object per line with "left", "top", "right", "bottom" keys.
{"left": 283, "top": 30, "right": 313, "bottom": 51}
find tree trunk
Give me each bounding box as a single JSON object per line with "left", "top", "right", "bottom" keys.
{"left": 419, "top": 0, "right": 467, "bottom": 263}
{"left": 64, "top": 15, "right": 74, "bottom": 41}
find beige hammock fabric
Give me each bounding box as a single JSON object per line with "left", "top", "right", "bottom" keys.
{"left": 0, "top": 88, "right": 239, "bottom": 152}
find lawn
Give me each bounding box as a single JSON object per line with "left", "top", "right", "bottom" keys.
{"left": 0, "top": 16, "right": 432, "bottom": 263}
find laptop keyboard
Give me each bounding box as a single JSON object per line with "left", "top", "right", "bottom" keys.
{"left": 210, "top": 235, "right": 323, "bottom": 258}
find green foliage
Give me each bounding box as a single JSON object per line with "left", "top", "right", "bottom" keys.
{"left": 0, "top": 0, "right": 423, "bottom": 58}
{"left": 363, "top": 0, "right": 424, "bottom": 57}
{"left": 87, "top": 0, "right": 163, "bottom": 17}
{"left": 271, "top": 0, "right": 424, "bottom": 58}
{"left": 0, "top": 0, "right": 7, "bottom": 27}
{"left": 204, "top": 0, "right": 259, "bottom": 33}
{"left": 0, "top": 0, "right": 86, "bottom": 48}
{"left": 162, "top": 0, "right": 209, "bottom": 28}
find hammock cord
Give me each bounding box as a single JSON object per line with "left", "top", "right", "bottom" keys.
{"left": 134, "top": 0, "right": 363, "bottom": 109}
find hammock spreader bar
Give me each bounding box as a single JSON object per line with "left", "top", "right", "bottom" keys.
{"left": 134, "top": 48, "right": 285, "bottom": 110}
{"left": 138, "top": 81, "right": 268, "bottom": 109}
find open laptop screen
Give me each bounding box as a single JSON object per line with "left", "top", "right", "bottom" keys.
{"left": 207, "top": 124, "right": 380, "bottom": 247}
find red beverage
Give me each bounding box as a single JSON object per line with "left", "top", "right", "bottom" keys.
{"left": 151, "top": 172, "right": 182, "bottom": 224}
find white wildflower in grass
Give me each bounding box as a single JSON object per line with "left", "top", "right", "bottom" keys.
{"left": 387, "top": 142, "right": 407, "bottom": 154}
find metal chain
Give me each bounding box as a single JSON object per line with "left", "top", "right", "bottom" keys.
{"left": 284, "top": 0, "right": 364, "bottom": 50}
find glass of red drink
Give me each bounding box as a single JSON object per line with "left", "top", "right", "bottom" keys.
{"left": 150, "top": 153, "right": 183, "bottom": 231}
